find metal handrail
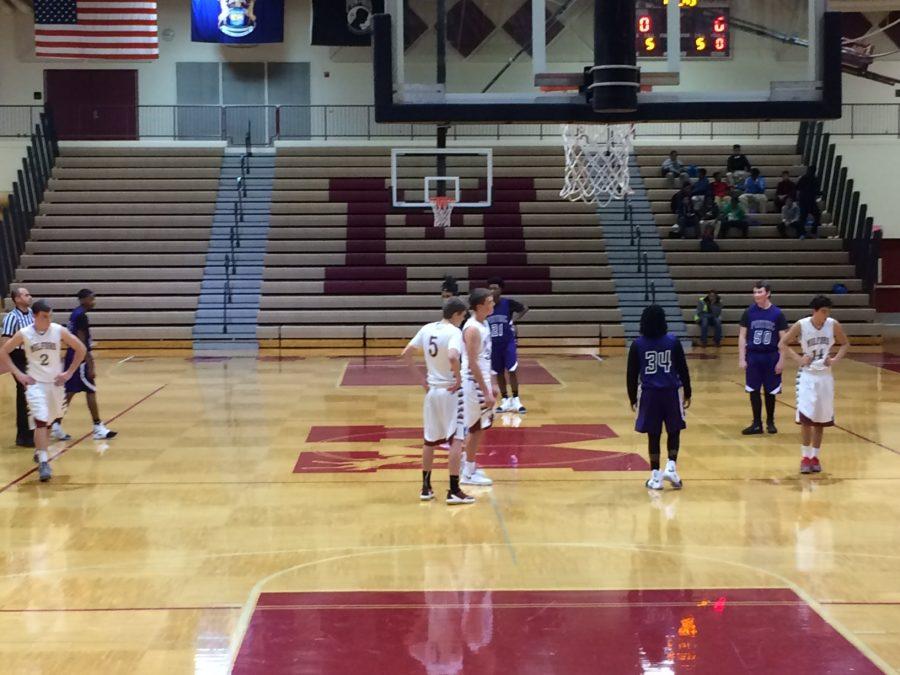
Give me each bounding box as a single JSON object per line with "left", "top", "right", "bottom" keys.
{"left": 3, "top": 103, "right": 900, "bottom": 142}
{"left": 635, "top": 227, "right": 643, "bottom": 270}
{"left": 642, "top": 253, "right": 650, "bottom": 302}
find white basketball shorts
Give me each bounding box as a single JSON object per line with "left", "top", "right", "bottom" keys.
{"left": 795, "top": 370, "right": 835, "bottom": 427}
{"left": 26, "top": 381, "right": 66, "bottom": 428}
{"left": 460, "top": 375, "right": 493, "bottom": 436}
{"left": 423, "top": 387, "right": 462, "bottom": 445}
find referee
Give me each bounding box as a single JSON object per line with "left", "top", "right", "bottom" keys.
{"left": 2, "top": 287, "right": 34, "bottom": 447}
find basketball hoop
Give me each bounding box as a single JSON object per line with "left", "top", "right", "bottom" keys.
{"left": 560, "top": 123, "right": 635, "bottom": 207}
{"left": 429, "top": 195, "right": 456, "bottom": 228}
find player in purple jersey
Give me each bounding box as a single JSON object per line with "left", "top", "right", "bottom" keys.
{"left": 486, "top": 277, "right": 529, "bottom": 414}
{"left": 627, "top": 305, "right": 692, "bottom": 490}
{"left": 738, "top": 281, "right": 788, "bottom": 435}
{"left": 53, "top": 290, "right": 117, "bottom": 441}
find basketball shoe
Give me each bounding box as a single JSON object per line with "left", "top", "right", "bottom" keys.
{"left": 420, "top": 486, "right": 434, "bottom": 501}
{"left": 800, "top": 457, "right": 813, "bottom": 474}
{"left": 50, "top": 422, "right": 71, "bottom": 441}
{"left": 662, "top": 460, "right": 682, "bottom": 489}
{"left": 511, "top": 396, "right": 526, "bottom": 414}
{"left": 645, "top": 469, "right": 663, "bottom": 490}
{"left": 809, "top": 457, "right": 822, "bottom": 473}
{"left": 38, "top": 461, "right": 52, "bottom": 482}
{"left": 447, "top": 489, "right": 475, "bottom": 505}
{"left": 93, "top": 424, "right": 117, "bottom": 440}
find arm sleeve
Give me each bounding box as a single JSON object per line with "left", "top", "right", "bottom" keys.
{"left": 739, "top": 309, "right": 750, "bottom": 328}
{"left": 1, "top": 314, "right": 15, "bottom": 338}
{"left": 448, "top": 330, "right": 463, "bottom": 355}
{"left": 74, "top": 313, "right": 89, "bottom": 335}
{"left": 508, "top": 299, "right": 525, "bottom": 314}
{"left": 626, "top": 342, "right": 640, "bottom": 406}
{"left": 775, "top": 311, "right": 789, "bottom": 332}
{"left": 673, "top": 341, "right": 692, "bottom": 400}
{"left": 406, "top": 327, "right": 424, "bottom": 351}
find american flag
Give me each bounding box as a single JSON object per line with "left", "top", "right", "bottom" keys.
{"left": 34, "top": 0, "right": 159, "bottom": 60}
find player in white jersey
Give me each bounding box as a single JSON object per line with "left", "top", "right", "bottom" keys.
{"left": 460, "top": 288, "right": 499, "bottom": 487}
{"left": 0, "top": 300, "right": 86, "bottom": 482}
{"left": 779, "top": 295, "right": 850, "bottom": 475}
{"left": 402, "top": 297, "right": 474, "bottom": 505}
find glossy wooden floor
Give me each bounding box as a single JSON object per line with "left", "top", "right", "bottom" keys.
{"left": 0, "top": 347, "right": 898, "bottom": 674}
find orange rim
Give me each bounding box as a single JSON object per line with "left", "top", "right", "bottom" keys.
{"left": 429, "top": 196, "right": 456, "bottom": 208}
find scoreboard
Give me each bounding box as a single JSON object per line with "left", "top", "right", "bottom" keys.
{"left": 635, "top": 1, "right": 731, "bottom": 59}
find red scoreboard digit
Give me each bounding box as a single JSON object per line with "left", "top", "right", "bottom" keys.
{"left": 635, "top": 2, "right": 731, "bottom": 59}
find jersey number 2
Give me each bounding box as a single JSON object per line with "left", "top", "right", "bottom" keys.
{"left": 39, "top": 354, "right": 49, "bottom": 366}
{"left": 427, "top": 336, "right": 438, "bottom": 357}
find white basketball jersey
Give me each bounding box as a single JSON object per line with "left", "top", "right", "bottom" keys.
{"left": 461, "top": 317, "right": 491, "bottom": 377}
{"left": 20, "top": 323, "right": 64, "bottom": 383}
{"left": 407, "top": 321, "right": 464, "bottom": 388}
{"left": 799, "top": 316, "right": 835, "bottom": 373}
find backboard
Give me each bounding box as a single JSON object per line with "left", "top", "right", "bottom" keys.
{"left": 373, "top": 0, "right": 841, "bottom": 124}
{"left": 391, "top": 148, "right": 493, "bottom": 208}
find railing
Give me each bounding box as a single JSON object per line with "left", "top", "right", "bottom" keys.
{"left": 3, "top": 104, "right": 900, "bottom": 144}
{"left": 222, "top": 138, "right": 252, "bottom": 333}
{"left": 1, "top": 110, "right": 58, "bottom": 294}
{"left": 799, "top": 120, "right": 882, "bottom": 294}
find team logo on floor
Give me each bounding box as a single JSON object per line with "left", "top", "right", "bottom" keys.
{"left": 295, "top": 424, "right": 649, "bottom": 473}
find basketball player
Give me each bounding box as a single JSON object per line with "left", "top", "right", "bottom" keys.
{"left": 627, "top": 305, "right": 692, "bottom": 490}
{"left": 0, "top": 300, "right": 87, "bottom": 482}
{"left": 739, "top": 281, "right": 788, "bottom": 434}
{"left": 486, "top": 277, "right": 529, "bottom": 414}
{"left": 401, "top": 297, "right": 475, "bottom": 505}
{"left": 460, "top": 288, "right": 498, "bottom": 486}
{"left": 778, "top": 296, "right": 850, "bottom": 474}
{"left": 51, "top": 290, "right": 117, "bottom": 441}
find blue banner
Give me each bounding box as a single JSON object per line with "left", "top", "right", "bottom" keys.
{"left": 191, "top": 0, "right": 284, "bottom": 44}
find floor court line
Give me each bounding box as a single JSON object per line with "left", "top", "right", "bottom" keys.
{"left": 0, "top": 605, "right": 240, "bottom": 613}
{"left": 0, "top": 384, "right": 167, "bottom": 496}
{"left": 729, "top": 380, "right": 900, "bottom": 457}
{"left": 227, "top": 541, "right": 896, "bottom": 674}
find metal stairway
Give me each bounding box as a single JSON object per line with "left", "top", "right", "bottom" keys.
{"left": 192, "top": 148, "right": 275, "bottom": 352}
{"left": 599, "top": 157, "right": 687, "bottom": 342}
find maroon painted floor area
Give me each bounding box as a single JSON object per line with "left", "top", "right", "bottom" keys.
{"left": 340, "top": 357, "right": 560, "bottom": 386}
{"left": 232, "top": 588, "right": 881, "bottom": 674}
{"left": 295, "top": 424, "right": 647, "bottom": 473}
{"left": 849, "top": 352, "right": 900, "bottom": 374}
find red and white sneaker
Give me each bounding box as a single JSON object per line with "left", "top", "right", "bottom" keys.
{"left": 800, "top": 457, "right": 813, "bottom": 474}
{"left": 809, "top": 457, "right": 822, "bottom": 473}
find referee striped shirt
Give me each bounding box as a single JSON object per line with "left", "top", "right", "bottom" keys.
{"left": 2, "top": 307, "right": 34, "bottom": 350}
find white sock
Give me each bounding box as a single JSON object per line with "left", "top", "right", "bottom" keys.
{"left": 801, "top": 445, "right": 812, "bottom": 458}
{"left": 37, "top": 450, "right": 49, "bottom": 463}
{"left": 811, "top": 447, "right": 820, "bottom": 458}
{"left": 665, "top": 459, "right": 676, "bottom": 472}
{"left": 464, "top": 461, "right": 477, "bottom": 476}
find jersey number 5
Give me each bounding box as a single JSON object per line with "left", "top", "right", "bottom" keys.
{"left": 427, "top": 336, "right": 438, "bottom": 357}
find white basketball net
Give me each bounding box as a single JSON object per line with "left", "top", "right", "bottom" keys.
{"left": 560, "top": 123, "right": 635, "bottom": 206}
{"left": 429, "top": 196, "right": 456, "bottom": 228}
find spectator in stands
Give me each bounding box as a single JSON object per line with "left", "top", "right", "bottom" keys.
{"left": 719, "top": 195, "right": 749, "bottom": 238}
{"left": 796, "top": 166, "right": 822, "bottom": 238}
{"left": 691, "top": 168, "right": 711, "bottom": 211}
{"left": 695, "top": 290, "right": 723, "bottom": 348}
{"left": 711, "top": 171, "right": 730, "bottom": 207}
{"left": 661, "top": 150, "right": 688, "bottom": 187}
{"left": 700, "top": 224, "right": 720, "bottom": 252}
{"left": 778, "top": 196, "right": 804, "bottom": 238}
{"left": 674, "top": 192, "right": 700, "bottom": 239}
{"left": 699, "top": 198, "right": 720, "bottom": 235}
{"left": 726, "top": 144, "right": 752, "bottom": 185}
{"left": 775, "top": 170, "right": 796, "bottom": 211}
{"left": 670, "top": 184, "right": 692, "bottom": 216}
{"left": 441, "top": 275, "right": 460, "bottom": 300}
{"left": 738, "top": 168, "right": 768, "bottom": 213}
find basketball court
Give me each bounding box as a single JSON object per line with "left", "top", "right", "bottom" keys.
{"left": 1, "top": 0, "right": 897, "bottom": 673}
{"left": 0, "top": 346, "right": 897, "bottom": 673}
